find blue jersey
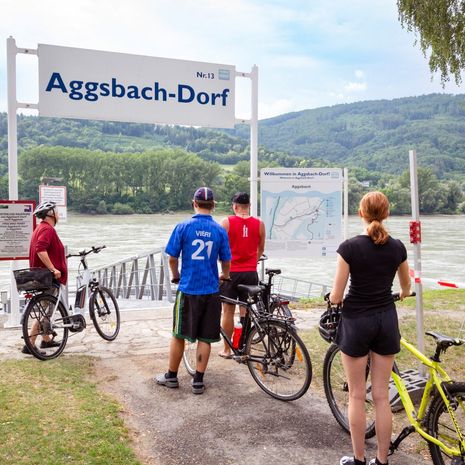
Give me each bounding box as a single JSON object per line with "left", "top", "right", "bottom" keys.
{"left": 165, "top": 214, "right": 231, "bottom": 295}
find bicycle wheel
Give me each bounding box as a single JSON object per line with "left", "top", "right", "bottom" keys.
{"left": 22, "top": 294, "right": 69, "bottom": 361}
{"left": 427, "top": 382, "right": 465, "bottom": 465}
{"left": 245, "top": 319, "right": 312, "bottom": 401}
{"left": 323, "top": 343, "right": 377, "bottom": 438}
{"left": 89, "top": 286, "right": 120, "bottom": 341}
{"left": 182, "top": 340, "right": 197, "bottom": 376}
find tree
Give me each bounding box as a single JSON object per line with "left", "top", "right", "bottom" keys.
{"left": 397, "top": 0, "right": 465, "bottom": 85}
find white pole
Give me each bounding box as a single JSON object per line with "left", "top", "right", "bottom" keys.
{"left": 6, "top": 36, "right": 21, "bottom": 328}
{"left": 250, "top": 65, "right": 258, "bottom": 217}
{"left": 409, "top": 149, "right": 425, "bottom": 367}
{"left": 343, "top": 167, "right": 349, "bottom": 240}
{"left": 7, "top": 37, "right": 18, "bottom": 200}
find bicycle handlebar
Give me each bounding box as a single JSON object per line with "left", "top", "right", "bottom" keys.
{"left": 392, "top": 291, "right": 416, "bottom": 302}
{"left": 325, "top": 291, "right": 416, "bottom": 306}
{"left": 66, "top": 245, "right": 106, "bottom": 259}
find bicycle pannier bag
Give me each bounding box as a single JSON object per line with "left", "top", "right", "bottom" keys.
{"left": 13, "top": 268, "right": 53, "bottom": 291}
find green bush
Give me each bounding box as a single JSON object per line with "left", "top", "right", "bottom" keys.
{"left": 111, "top": 202, "right": 134, "bottom": 215}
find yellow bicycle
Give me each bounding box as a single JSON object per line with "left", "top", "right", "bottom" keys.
{"left": 322, "top": 295, "right": 465, "bottom": 465}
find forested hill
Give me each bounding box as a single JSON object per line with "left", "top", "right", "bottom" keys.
{"left": 1, "top": 93, "right": 465, "bottom": 180}
{"left": 230, "top": 93, "right": 465, "bottom": 180}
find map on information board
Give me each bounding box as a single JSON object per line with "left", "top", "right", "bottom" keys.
{"left": 261, "top": 168, "right": 343, "bottom": 257}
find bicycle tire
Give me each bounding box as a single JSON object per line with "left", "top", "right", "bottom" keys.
{"left": 427, "top": 381, "right": 465, "bottom": 465}
{"left": 245, "top": 319, "right": 312, "bottom": 401}
{"left": 182, "top": 340, "right": 197, "bottom": 376}
{"left": 22, "top": 294, "right": 69, "bottom": 361}
{"left": 323, "top": 343, "right": 377, "bottom": 438}
{"left": 89, "top": 286, "right": 120, "bottom": 341}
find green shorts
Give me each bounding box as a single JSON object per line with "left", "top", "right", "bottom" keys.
{"left": 172, "top": 290, "right": 222, "bottom": 343}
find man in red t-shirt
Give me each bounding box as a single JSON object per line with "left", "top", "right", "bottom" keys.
{"left": 22, "top": 200, "right": 68, "bottom": 355}
{"left": 219, "top": 192, "right": 265, "bottom": 358}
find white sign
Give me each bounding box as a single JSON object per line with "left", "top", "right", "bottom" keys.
{"left": 261, "top": 168, "right": 343, "bottom": 257}
{"left": 0, "top": 201, "right": 36, "bottom": 260}
{"left": 38, "top": 44, "right": 236, "bottom": 128}
{"left": 39, "top": 185, "right": 67, "bottom": 222}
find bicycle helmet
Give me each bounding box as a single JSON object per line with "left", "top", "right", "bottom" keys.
{"left": 319, "top": 295, "right": 341, "bottom": 343}
{"left": 33, "top": 200, "right": 57, "bottom": 219}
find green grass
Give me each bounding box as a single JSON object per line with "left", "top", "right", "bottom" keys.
{"left": 0, "top": 357, "right": 142, "bottom": 465}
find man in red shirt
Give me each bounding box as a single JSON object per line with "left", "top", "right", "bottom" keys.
{"left": 22, "top": 200, "right": 67, "bottom": 354}
{"left": 219, "top": 192, "right": 265, "bottom": 358}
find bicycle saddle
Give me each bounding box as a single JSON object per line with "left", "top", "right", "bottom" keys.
{"left": 237, "top": 284, "right": 265, "bottom": 298}
{"left": 425, "top": 331, "right": 464, "bottom": 349}
{"left": 265, "top": 268, "right": 281, "bottom": 276}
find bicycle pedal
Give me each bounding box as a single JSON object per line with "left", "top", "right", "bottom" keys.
{"left": 232, "top": 355, "right": 248, "bottom": 363}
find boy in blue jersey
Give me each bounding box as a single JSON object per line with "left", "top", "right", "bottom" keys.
{"left": 155, "top": 187, "right": 231, "bottom": 394}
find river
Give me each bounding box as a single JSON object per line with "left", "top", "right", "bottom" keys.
{"left": 1, "top": 213, "right": 464, "bottom": 292}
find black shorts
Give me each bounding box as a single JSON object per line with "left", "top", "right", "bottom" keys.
{"left": 172, "top": 290, "right": 221, "bottom": 343}
{"left": 335, "top": 307, "right": 401, "bottom": 357}
{"left": 220, "top": 271, "right": 259, "bottom": 302}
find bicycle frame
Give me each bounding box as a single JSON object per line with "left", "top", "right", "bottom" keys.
{"left": 391, "top": 337, "right": 465, "bottom": 457}
{"left": 219, "top": 294, "right": 294, "bottom": 363}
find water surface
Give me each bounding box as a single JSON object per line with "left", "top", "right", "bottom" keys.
{"left": 1, "top": 213, "right": 463, "bottom": 291}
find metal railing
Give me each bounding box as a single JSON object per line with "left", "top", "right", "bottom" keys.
{"left": 91, "top": 247, "right": 174, "bottom": 303}
{"left": 1, "top": 249, "right": 332, "bottom": 315}
{"left": 272, "top": 274, "right": 330, "bottom": 300}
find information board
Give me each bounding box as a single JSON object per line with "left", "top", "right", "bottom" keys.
{"left": 0, "top": 200, "right": 36, "bottom": 260}
{"left": 39, "top": 185, "right": 67, "bottom": 222}
{"left": 261, "top": 168, "right": 343, "bottom": 257}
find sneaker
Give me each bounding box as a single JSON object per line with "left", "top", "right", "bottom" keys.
{"left": 40, "top": 339, "right": 61, "bottom": 348}
{"left": 368, "top": 459, "right": 388, "bottom": 465}
{"left": 154, "top": 373, "right": 179, "bottom": 388}
{"left": 191, "top": 380, "right": 205, "bottom": 395}
{"left": 21, "top": 344, "right": 46, "bottom": 356}
{"left": 340, "top": 457, "right": 366, "bottom": 465}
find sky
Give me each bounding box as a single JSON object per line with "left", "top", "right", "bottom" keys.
{"left": 1, "top": 0, "right": 464, "bottom": 120}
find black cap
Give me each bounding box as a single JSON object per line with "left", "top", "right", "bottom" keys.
{"left": 232, "top": 192, "right": 250, "bottom": 204}
{"left": 194, "top": 187, "right": 214, "bottom": 201}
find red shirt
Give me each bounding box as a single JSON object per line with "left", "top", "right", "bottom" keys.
{"left": 228, "top": 215, "right": 261, "bottom": 272}
{"left": 29, "top": 221, "right": 68, "bottom": 285}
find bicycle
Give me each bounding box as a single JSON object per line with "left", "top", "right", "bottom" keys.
{"left": 321, "top": 293, "right": 465, "bottom": 465}
{"left": 16, "top": 245, "right": 121, "bottom": 361}
{"left": 182, "top": 282, "right": 312, "bottom": 401}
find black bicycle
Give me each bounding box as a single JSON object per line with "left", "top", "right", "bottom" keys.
{"left": 183, "top": 283, "right": 312, "bottom": 401}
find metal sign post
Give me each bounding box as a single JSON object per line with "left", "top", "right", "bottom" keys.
{"left": 409, "top": 149, "right": 425, "bottom": 372}
{"left": 235, "top": 66, "right": 259, "bottom": 217}
{"left": 6, "top": 37, "right": 21, "bottom": 327}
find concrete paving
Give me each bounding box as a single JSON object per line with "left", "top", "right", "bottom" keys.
{"left": 0, "top": 301, "right": 321, "bottom": 360}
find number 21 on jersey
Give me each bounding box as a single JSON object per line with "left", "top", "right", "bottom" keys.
{"left": 191, "top": 239, "right": 213, "bottom": 260}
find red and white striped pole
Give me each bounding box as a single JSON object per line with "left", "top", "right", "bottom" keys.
{"left": 409, "top": 149, "right": 425, "bottom": 366}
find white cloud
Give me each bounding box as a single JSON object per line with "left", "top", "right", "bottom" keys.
{"left": 344, "top": 81, "right": 367, "bottom": 92}
{"left": 259, "top": 98, "right": 296, "bottom": 119}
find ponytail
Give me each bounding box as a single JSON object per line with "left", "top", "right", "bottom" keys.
{"left": 366, "top": 219, "right": 389, "bottom": 245}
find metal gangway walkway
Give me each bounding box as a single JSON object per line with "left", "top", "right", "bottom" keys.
{"left": 91, "top": 248, "right": 330, "bottom": 304}
{"left": 92, "top": 247, "right": 174, "bottom": 303}
{"left": 0, "top": 248, "right": 332, "bottom": 322}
